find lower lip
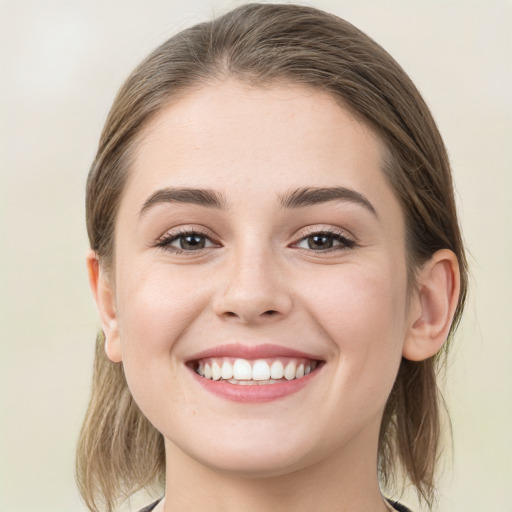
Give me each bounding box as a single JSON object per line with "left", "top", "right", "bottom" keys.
{"left": 190, "top": 366, "right": 321, "bottom": 403}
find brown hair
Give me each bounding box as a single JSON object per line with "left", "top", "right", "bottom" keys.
{"left": 77, "top": 4, "right": 467, "bottom": 511}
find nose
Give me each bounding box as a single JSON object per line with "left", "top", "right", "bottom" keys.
{"left": 212, "top": 247, "right": 293, "bottom": 324}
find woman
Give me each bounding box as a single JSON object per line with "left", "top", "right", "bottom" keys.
{"left": 76, "top": 4, "right": 467, "bottom": 511}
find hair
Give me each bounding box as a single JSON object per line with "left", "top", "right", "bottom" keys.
{"left": 77, "top": 4, "right": 468, "bottom": 511}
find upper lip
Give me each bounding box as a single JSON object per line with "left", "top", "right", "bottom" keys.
{"left": 185, "top": 343, "right": 322, "bottom": 362}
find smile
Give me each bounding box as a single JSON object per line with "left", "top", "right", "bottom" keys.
{"left": 194, "top": 357, "right": 319, "bottom": 384}
{"left": 186, "top": 344, "right": 324, "bottom": 402}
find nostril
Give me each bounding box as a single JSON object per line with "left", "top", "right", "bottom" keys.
{"left": 225, "top": 310, "right": 277, "bottom": 317}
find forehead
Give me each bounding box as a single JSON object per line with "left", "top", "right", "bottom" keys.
{"left": 122, "top": 79, "right": 399, "bottom": 218}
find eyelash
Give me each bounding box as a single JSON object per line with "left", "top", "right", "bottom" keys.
{"left": 154, "top": 228, "right": 219, "bottom": 254}
{"left": 154, "top": 227, "right": 356, "bottom": 254}
{"left": 292, "top": 229, "right": 356, "bottom": 252}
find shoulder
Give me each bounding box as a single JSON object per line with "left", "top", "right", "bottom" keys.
{"left": 388, "top": 500, "right": 413, "bottom": 512}
{"left": 137, "top": 499, "right": 162, "bottom": 512}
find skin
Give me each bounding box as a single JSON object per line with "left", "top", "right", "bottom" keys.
{"left": 89, "top": 80, "right": 460, "bottom": 512}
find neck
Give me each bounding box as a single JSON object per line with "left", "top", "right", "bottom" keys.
{"left": 162, "top": 422, "right": 389, "bottom": 512}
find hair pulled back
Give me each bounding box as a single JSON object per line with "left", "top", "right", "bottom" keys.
{"left": 77, "top": 4, "right": 467, "bottom": 511}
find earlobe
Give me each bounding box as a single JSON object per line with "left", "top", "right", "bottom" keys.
{"left": 403, "top": 249, "right": 460, "bottom": 361}
{"left": 86, "top": 250, "right": 122, "bottom": 363}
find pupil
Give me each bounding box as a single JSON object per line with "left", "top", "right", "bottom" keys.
{"left": 309, "top": 235, "right": 333, "bottom": 249}
{"left": 181, "top": 235, "right": 205, "bottom": 250}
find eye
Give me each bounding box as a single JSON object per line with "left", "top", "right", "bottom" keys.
{"left": 155, "top": 230, "right": 217, "bottom": 252}
{"left": 294, "top": 231, "right": 355, "bottom": 251}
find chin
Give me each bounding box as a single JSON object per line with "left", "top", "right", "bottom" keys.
{"left": 163, "top": 418, "right": 321, "bottom": 478}
{"left": 193, "top": 447, "right": 311, "bottom": 479}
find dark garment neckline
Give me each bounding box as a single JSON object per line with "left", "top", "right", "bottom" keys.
{"left": 138, "top": 498, "right": 412, "bottom": 512}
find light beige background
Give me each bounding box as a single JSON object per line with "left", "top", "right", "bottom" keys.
{"left": 1, "top": 1, "right": 511, "bottom": 511}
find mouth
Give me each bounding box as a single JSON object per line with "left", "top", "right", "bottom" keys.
{"left": 186, "top": 344, "right": 324, "bottom": 402}
{"left": 190, "top": 357, "right": 320, "bottom": 385}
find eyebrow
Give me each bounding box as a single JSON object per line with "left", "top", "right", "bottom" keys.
{"left": 139, "top": 187, "right": 227, "bottom": 217}
{"left": 138, "top": 185, "right": 377, "bottom": 218}
{"left": 278, "top": 187, "right": 377, "bottom": 216}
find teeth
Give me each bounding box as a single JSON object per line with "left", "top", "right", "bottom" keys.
{"left": 211, "top": 361, "right": 222, "bottom": 381}
{"left": 227, "top": 378, "right": 283, "bottom": 385}
{"left": 270, "top": 360, "right": 284, "bottom": 379}
{"left": 233, "top": 359, "right": 252, "bottom": 380}
{"left": 195, "top": 357, "right": 319, "bottom": 383}
{"left": 221, "top": 360, "right": 233, "bottom": 379}
{"left": 251, "top": 360, "right": 270, "bottom": 380}
{"left": 284, "top": 361, "right": 296, "bottom": 380}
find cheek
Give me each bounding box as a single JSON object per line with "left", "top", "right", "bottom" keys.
{"left": 113, "top": 262, "right": 214, "bottom": 421}
{"left": 306, "top": 259, "right": 408, "bottom": 375}
{"left": 304, "top": 262, "right": 408, "bottom": 437}
{"left": 115, "top": 262, "right": 212, "bottom": 363}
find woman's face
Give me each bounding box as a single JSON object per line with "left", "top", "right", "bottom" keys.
{"left": 104, "top": 80, "right": 416, "bottom": 476}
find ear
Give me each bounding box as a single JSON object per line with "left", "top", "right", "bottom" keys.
{"left": 403, "top": 249, "right": 460, "bottom": 361}
{"left": 86, "top": 249, "right": 122, "bottom": 363}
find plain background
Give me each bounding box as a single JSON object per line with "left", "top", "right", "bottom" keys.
{"left": 0, "top": 1, "right": 511, "bottom": 511}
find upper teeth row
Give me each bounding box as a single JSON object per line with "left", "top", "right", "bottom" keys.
{"left": 196, "top": 358, "right": 317, "bottom": 381}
